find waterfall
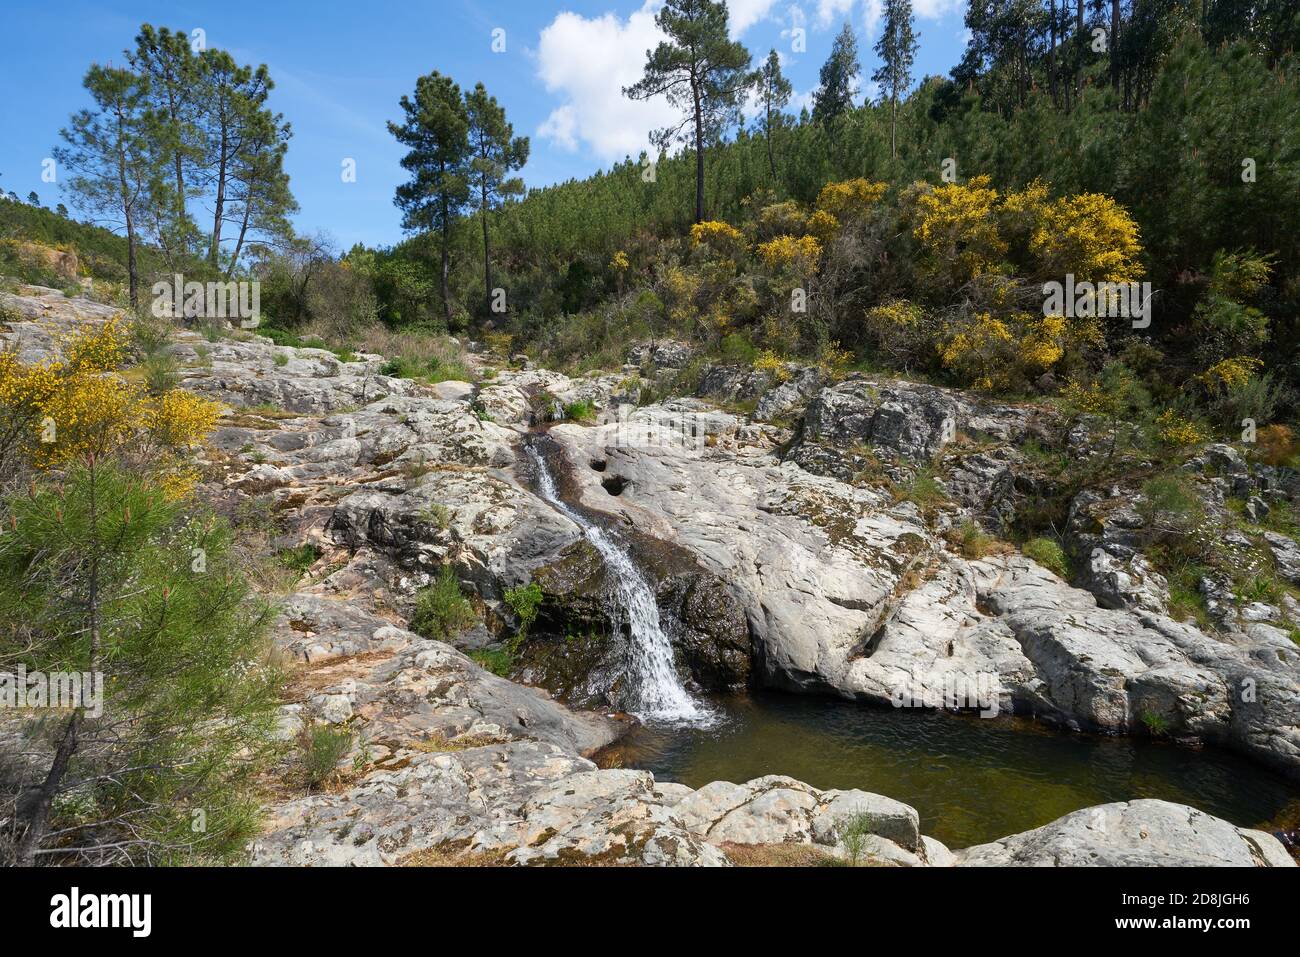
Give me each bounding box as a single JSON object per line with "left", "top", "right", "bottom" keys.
{"left": 525, "top": 443, "right": 714, "bottom": 727}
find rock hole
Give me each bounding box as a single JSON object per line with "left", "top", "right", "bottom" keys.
{"left": 590, "top": 458, "right": 607, "bottom": 472}
{"left": 601, "top": 475, "right": 629, "bottom": 496}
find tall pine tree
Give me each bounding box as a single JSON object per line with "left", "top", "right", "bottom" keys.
{"left": 389, "top": 72, "right": 471, "bottom": 326}
{"left": 624, "top": 0, "right": 751, "bottom": 223}
{"left": 464, "top": 83, "right": 528, "bottom": 316}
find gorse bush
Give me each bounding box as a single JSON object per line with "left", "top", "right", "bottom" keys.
{"left": 0, "top": 317, "right": 219, "bottom": 491}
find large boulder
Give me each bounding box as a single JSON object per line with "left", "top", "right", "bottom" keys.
{"left": 955, "top": 800, "right": 1296, "bottom": 867}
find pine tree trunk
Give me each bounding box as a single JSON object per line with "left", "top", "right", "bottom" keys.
{"left": 890, "top": 95, "right": 897, "bottom": 160}
{"left": 1076, "top": 0, "right": 1085, "bottom": 100}
{"left": 16, "top": 458, "right": 103, "bottom": 865}
{"left": 441, "top": 217, "right": 453, "bottom": 327}
{"left": 481, "top": 179, "right": 492, "bottom": 314}
{"left": 210, "top": 111, "right": 228, "bottom": 269}
{"left": 1049, "top": 0, "right": 1058, "bottom": 107}
{"left": 692, "top": 77, "right": 704, "bottom": 223}
{"left": 766, "top": 99, "right": 776, "bottom": 180}
{"left": 1111, "top": 0, "right": 1120, "bottom": 91}
{"left": 226, "top": 193, "right": 252, "bottom": 280}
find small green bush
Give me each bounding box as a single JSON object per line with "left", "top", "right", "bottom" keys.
{"left": 411, "top": 566, "right": 476, "bottom": 639}
{"left": 141, "top": 352, "right": 179, "bottom": 394}
{"left": 563, "top": 399, "right": 596, "bottom": 422}
{"left": 469, "top": 648, "right": 513, "bottom": 676}
{"left": 1022, "top": 537, "right": 1071, "bottom": 579}
{"left": 504, "top": 581, "right": 544, "bottom": 635}
{"left": 302, "top": 725, "right": 354, "bottom": 789}
{"left": 276, "top": 543, "right": 322, "bottom": 575}
{"left": 955, "top": 521, "right": 996, "bottom": 559}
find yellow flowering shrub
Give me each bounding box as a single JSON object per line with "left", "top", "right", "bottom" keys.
{"left": 1030, "top": 192, "right": 1142, "bottom": 284}
{"left": 753, "top": 350, "right": 792, "bottom": 383}
{"left": 690, "top": 220, "right": 745, "bottom": 255}
{"left": 1154, "top": 409, "right": 1208, "bottom": 447}
{"left": 609, "top": 251, "right": 630, "bottom": 272}
{"left": 1196, "top": 356, "right": 1263, "bottom": 394}
{"left": 145, "top": 388, "right": 221, "bottom": 450}
{"left": 866, "top": 300, "right": 924, "bottom": 327}
{"left": 757, "top": 234, "right": 822, "bottom": 272}
{"left": 939, "top": 312, "right": 1014, "bottom": 390}
{"left": 755, "top": 202, "right": 809, "bottom": 239}
{"left": 0, "top": 318, "right": 221, "bottom": 493}
{"left": 816, "top": 179, "right": 887, "bottom": 219}
{"left": 661, "top": 266, "right": 702, "bottom": 326}
{"left": 940, "top": 311, "right": 1066, "bottom": 390}
{"left": 912, "top": 175, "right": 1008, "bottom": 283}
{"left": 1060, "top": 378, "right": 1113, "bottom": 416}
{"left": 806, "top": 209, "right": 840, "bottom": 243}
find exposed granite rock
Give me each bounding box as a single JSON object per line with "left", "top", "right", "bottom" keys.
{"left": 956, "top": 800, "right": 1295, "bottom": 867}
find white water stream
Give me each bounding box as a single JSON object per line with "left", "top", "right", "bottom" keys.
{"left": 526, "top": 443, "right": 714, "bottom": 727}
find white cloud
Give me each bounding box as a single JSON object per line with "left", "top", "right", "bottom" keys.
{"left": 912, "top": 0, "right": 964, "bottom": 19}
{"left": 729, "top": 0, "right": 780, "bottom": 36}
{"left": 815, "top": 0, "right": 855, "bottom": 28}
{"left": 534, "top": 2, "right": 678, "bottom": 162}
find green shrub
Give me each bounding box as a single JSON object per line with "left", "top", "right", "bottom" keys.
{"left": 301, "top": 725, "right": 354, "bottom": 789}
{"left": 140, "top": 352, "right": 179, "bottom": 394}
{"left": 276, "top": 543, "right": 322, "bottom": 575}
{"left": 504, "top": 581, "right": 544, "bottom": 635}
{"left": 955, "top": 521, "right": 997, "bottom": 559}
{"left": 419, "top": 503, "right": 452, "bottom": 530}
{"left": 469, "top": 648, "right": 513, "bottom": 676}
{"left": 411, "top": 566, "right": 476, "bottom": 639}
{"left": 1138, "top": 475, "right": 1205, "bottom": 531}
{"left": 1022, "top": 537, "right": 1071, "bottom": 579}
{"left": 837, "top": 812, "right": 876, "bottom": 866}
{"left": 563, "top": 399, "right": 596, "bottom": 422}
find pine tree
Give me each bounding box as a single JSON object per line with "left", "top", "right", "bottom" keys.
{"left": 873, "top": 0, "right": 919, "bottom": 160}
{"left": 54, "top": 65, "right": 160, "bottom": 307}
{"left": 624, "top": 0, "right": 752, "bottom": 223}
{"left": 196, "top": 50, "right": 276, "bottom": 271}
{"left": 2, "top": 459, "right": 281, "bottom": 865}
{"left": 464, "top": 83, "right": 528, "bottom": 316}
{"left": 129, "top": 25, "right": 203, "bottom": 263}
{"left": 389, "top": 72, "right": 471, "bottom": 326}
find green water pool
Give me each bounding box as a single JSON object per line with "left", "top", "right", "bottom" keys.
{"left": 605, "top": 691, "right": 1300, "bottom": 849}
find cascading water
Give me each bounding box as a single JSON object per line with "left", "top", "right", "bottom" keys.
{"left": 525, "top": 442, "right": 714, "bottom": 727}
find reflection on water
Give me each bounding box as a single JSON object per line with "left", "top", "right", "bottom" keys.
{"left": 605, "top": 691, "right": 1300, "bottom": 849}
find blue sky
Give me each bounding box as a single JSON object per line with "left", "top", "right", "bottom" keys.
{"left": 0, "top": 0, "right": 971, "bottom": 250}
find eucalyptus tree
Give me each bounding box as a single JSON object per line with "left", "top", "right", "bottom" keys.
{"left": 624, "top": 0, "right": 751, "bottom": 223}
{"left": 750, "top": 49, "right": 793, "bottom": 181}
{"left": 873, "top": 0, "right": 919, "bottom": 160}
{"left": 812, "top": 22, "right": 860, "bottom": 127}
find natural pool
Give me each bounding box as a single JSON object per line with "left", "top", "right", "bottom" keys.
{"left": 604, "top": 691, "right": 1300, "bottom": 849}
